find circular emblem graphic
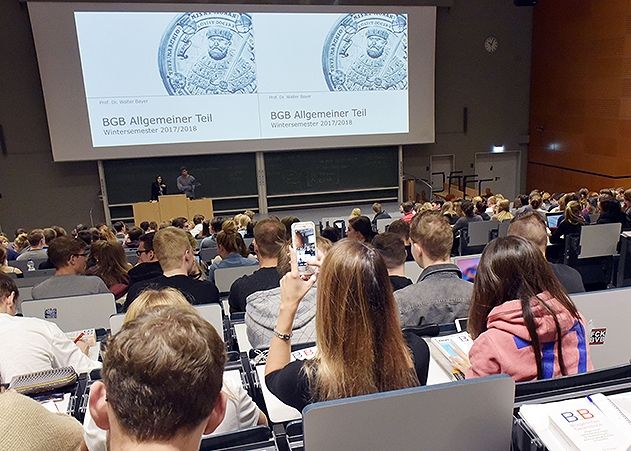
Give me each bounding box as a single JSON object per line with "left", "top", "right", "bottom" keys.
{"left": 159, "top": 12, "right": 257, "bottom": 95}
{"left": 323, "top": 14, "right": 408, "bottom": 91}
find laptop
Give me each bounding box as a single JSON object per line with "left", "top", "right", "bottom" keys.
{"left": 571, "top": 287, "right": 631, "bottom": 370}
{"left": 303, "top": 375, "right": 515, "bottom": 451}
{"left": 21, "top": 293, "right": 117, "bottom": 332}
{"left": 545, "top": 212, "right": 564, "bottom": 229}
{"left": 452, "top": 254, "right": 481, "bottom": 282}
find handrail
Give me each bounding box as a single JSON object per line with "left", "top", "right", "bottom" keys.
{"left": 448, "top": 171, "right": 464, "bottom": 193}
{"left": 431, "top": 171, "right": 446, "bottom": 192}
{"left": 477, "top": 178, "right": 494, "bottom": 196}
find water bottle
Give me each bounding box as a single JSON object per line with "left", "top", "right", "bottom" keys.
{"left": 27, "top": 259, "right": 36, "bottom": 271}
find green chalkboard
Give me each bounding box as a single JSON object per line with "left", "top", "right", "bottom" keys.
{"left": 264, "top": 147, "right": 398, "bottom": 195}
{"left": 103, "top": 153, "right": 257, "bottom": 205}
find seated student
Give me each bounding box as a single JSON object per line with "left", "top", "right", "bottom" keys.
{"left": 465, "top": 236, "right": 592, "bottom": 381}
{"left": 31, "top": 237, "right": 109, "bottom": 300}
{"left": 125, "top": 227, "right": 219, "bottom": 310}
{"left": 200, "top": 217, "right": 225, "bottom": 249}
{"left": 208, "top": 221, "right": 257, "bottom": 284}
{"left": 395, "top": 212, "right": 473, "bottom": 326}
{"left": 84, "top": 289, "right": 266, "bottom": 451}
{"left": 265, "top": 240, "right": 429, "bottom": 412}
{"left": 88, "top": 305, "right": 229, "bottom": 451}
{"left": 228, "top": 218, "right": 286, "bottom": 314}
{"left": 597, "top": 194, "right": 631, "bottom": 230}
{"left": 320, "top": 226, "right": 340, "bottom": 243}
{"left": 245, "top": 238, "right": 332, "bottom": 349}
{"left": 371, "top": 202, "right": 391, "bottom": 227}
{"left": 16, "top": 229, "right": 48, "bottom": 261}
{"left": 347, "top": 216, "right": 375, "bottom": 242}
{"left": 124, "top": 227, "right": 144, "bottom": 249}
{"left": 452, "top": 200, "right": 483, "bottom": 236}
{"left": 508, "top": 212, "right": 585, "bottom": 294}
{"left": 371, "top": 232, "right": 412, "bottom": 291}
{"left": 190, "top": 214, "right": 205, "bottom": 238}
{"left": 550, "top": 200, "right": 584, "bottom": 245}
{"left": 112, "top": 221, "right": 127, "bottom": 243}
{"left": 474, "top": 199, "right": 490, "bottom": 221}
{"left": 0, "top": 246, "right": 22, "bottom": 277}
{"left": 127, "top": 232, "right": 163, "bottom": 286}
{"left": 492, "top": 199, "right": 514, "bottom": 222}
{"left": 441, "top": 201, "right": 459, "bottom": 225}
{"left": 0, "top": 389, "right": 85, "bottom": 451}
{"left": 400, "top": 201, "right": 415, "bottom": 223}
{"left": 86, "top": 240, "right": 132, "bottom": 300}
{"left": 0, "top": 273, "right": 100, "bottom": 382}
{"left": 0, "top": 233, "right": 20, "bottom": 261}
{"left": 386, "top": 219, "right": 415, "bottom": 261}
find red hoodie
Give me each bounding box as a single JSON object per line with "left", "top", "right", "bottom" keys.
{"left": 466, "top": 292, "right": 592, "bottom": 382}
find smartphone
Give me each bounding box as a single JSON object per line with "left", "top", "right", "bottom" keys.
{"left": 291, "top": 221, "right": 317, "bottom": 275}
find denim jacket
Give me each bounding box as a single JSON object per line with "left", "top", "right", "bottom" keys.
{"left": 395, "top": 263, "right": 473, "bottom": 326}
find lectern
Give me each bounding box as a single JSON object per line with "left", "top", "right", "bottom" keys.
{"left": 131, "top": 195, "right": 213, "bottom": 225}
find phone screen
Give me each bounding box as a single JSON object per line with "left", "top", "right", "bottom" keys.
{"left": 292, "top": 222, "right": 317, "bottom": 274}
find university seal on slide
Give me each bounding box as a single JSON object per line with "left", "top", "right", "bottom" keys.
{"left": 159, "top": 12, "right": 257, "bottom": 95}
{"left": 323, "top": 14, "right": 408, "bottom": 91}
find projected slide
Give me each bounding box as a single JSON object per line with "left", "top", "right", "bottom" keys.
{"left": 74, "top": 12, "right": 409, "bottom": 148}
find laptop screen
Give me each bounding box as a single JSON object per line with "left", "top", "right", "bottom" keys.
{"left": 546, "top": 213, "right": 563, "bottom": 229}
{"left": 454, "top": 256, "right": 480, "bottom": 282}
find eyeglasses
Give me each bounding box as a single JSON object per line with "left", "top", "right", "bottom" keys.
{"left": 136, "top": 249, "right": 151, "bottom": 256}
{"left": 72, "top": 252, "right": 89, "bottom": 258}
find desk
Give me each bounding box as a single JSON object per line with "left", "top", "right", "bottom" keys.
{"left": 234, "top": 323, "right": 252, "bottom": 354}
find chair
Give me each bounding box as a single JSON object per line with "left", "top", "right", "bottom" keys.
{"left": 376, "top": 217, "right": 397, "bottom": 233}
{"left": 404, "top": 261, "right": 422, "bottom": 283}
{"left": 200, "top": 247, "right": 218, "bottom": 263}
{"left": 21, "top": 293, "right": 117, "bottom": 331}
{"left": 16, "top": 275, "right": 53, "bottom": 288}
{"left": 302, "top": 375, "right": 515, "bottom": 451}
{"left": 9, "top": 259, "right": 49, "bottom": 273}
{"left": 199, "top": 426, "right": 273, "bottom": 451}
{"left": 215, "top": 265, "right": 259, "bottom": 294}
{"left": 23, "top": 268, "right": 55, "bottom": 278}
{"left": 459, "top": 221, "right": 499, "bottom": 255}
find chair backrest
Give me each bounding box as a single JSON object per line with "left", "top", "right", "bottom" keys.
{"left": 244, "top": 237, "right": 254, "bottom": 248}
{"left": 200, "top": 247, "right": 219, "bottom": 262}
{"left": 497, "top": 220, "right": 510, "bottom": 238}
{"left": 376, "top": 218, "right": 397, "bottom": 233}
{"left": 15, "top": 275, "right": 53, "bottom": 288}
{"left": 109, "top": 304, "right": 224, "bottom": 340}
{"left": 21, "top": 293, "right": 117, "bottom": 331}
{"left": 303, "top": 375, "right": 515, "bottom": 451}
{"left": 23, "top": 268, "right": 55, "bottom": 278}
{"left": 125, "top": 252, "right": 138, "bottom": 266}
{"left": 403, "top": 261, "right": 422, "bottom": 283}
{"left": 215, "top": 265, "right": 259, "bottom": 293}
{"left": 578, "top": 223, "right": 621, "bottom": 259}
{"left": 19, "top": 286, "right": 34, "bottom": 302}
{"left": 466, "top": 220, "right": 499, "bottom": 246}
{"left": 10, "top": 259, "right": 49, "bottom": 273}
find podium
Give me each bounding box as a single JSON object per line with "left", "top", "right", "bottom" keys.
{"left": 132, "top": 195, "right": 214, "bottom": 225}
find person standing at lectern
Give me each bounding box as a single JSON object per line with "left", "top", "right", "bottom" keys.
{"left": 177, "top": 167, "right": 198, "bottom": 199}
{"left": 151, "top": 175, "right": 167, "bottom": 201}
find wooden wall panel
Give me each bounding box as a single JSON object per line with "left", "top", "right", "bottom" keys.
{"left": 529, "top": 0, "right": 631, "bottom": 191}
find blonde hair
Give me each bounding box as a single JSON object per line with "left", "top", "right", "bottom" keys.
{"left": 153, "top": 227, "right": 192, "bottom": 271}
{"left": 305, "top": 240, "right": 418, "bottom": 402}
{"left": 350, "top": 208, "right": 362, "bottom": 218}
{"left": 234, "top": 214, "right": 251, "bottom": 230}
{"left": 492, "top": 199, "right": 514, "bottom": 222}
{"left": 124, "top": 287, "right": 192, "bottom": 323}
{"left": 217, "top": 220, "right": 247, "bottom": 256}
{"left": 13, "top": 233, "right": 29, "bottom": 252}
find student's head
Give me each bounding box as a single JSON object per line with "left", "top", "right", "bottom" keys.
{"left": 27, "top": 229, "right": 45, "bottom": 249}
{"left": 113, "top": 221, "right": 126, "bottom": 234}
{"left": 371, "top": 232, "right": 407, "bottom": 270}
{"left": 139, "top": 221, "right": 150, "bottom": 232}
{"left": 308, "top": 240, "right": 417, "bottom": 400}
{"left": 126, "top": 227, "right": 144, "bottom": 244}
{"left": 320, "top": 226, "right": 340, "bottom": 243}
{"left": 171, "top": 217, "right": 189, "bottom": 229}
{"left": 148, "top": 221, "right": 158, "bottom": 232}
{"left": 42, "top": 228, "right": 57, "bottom": 246}
{"left": 350, "top": 208, "right": 362, "bottom": 218}
{"left": 371, "top": 202, "right": 383, "bottom": 214}
{"left": 216, "top": 220, "right": 245, "bottom": 257}
{"left": 280, "top": 216, "right": 300, "bottom": 240}
{"left": 234, "top": 213, "right": 250, "bottom": 230}
{"left": 0, "top": 273, "right": 19, "bottom": 316}
{"left": 599, "top": 195, "right": 622, "bottom": 216}
{"left": 529, "top": 195, "right": 542, "bottom": 210}
{"left": 192, "top": 214, "right": 204, "bottom": 226}
{"left": 90, "top": 305, "right": 226, "bottom": 447}
{"left": 153, "top": 227, "right": 195, "bottom": 273}
{"left": 409, "top": 212, "right": 452, "bottom": 266}
{"left": 210, "top": 217, "right": 225, "bottom": 234}
{"left": 400, "top": 201, "right": 414, "bottom": 214}
{"left": 496, "top": 199, "right": 511, "bottom": 213}
{"left": 90, "top": 240, "right": 129, "bottom": 286}
{"left": 124, "top": 287, "right": 190, "bottom": 323}
{"left": 13, "top": 233, "right": 29, "bottom": 252}
{"left": 47, "top": 236, "right": 89, "bottom": 273}
{"left": 180, "top": 166, "right": 188, "bottom": 176}
{"left": 461, "top": 200, "right": 475, "bottom": 217}
{"left": 386, "top": 219, "right": 410, "bottom": 244}
{"left": 507, "top": 211, "right": 547, "bottom": 254}
{"left": 564, "top": 201, "right": 585, "bottom": 225}
{"left": 253, "top": 218, "right": 286, "bottom": 260}
{"left": 137, "top": 232, "right": 157, "bottom": 264}
{"left": 0, "top": 245, "right": 7, "bottom": 265}
{"left": 441, "top": 201, "right": 455, "bottom": 214}
{"left": 468, "top": 236, "right": 580, "bottom": 379}
{"left": 347, "top": 216, "right": 374, "bottom": 242}
{"left": 624, "top": 188, "right": 631, "bottom": 206}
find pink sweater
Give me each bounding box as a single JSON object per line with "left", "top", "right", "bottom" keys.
{"left": 466, "top": 293, "right": 592, "bottom": 381}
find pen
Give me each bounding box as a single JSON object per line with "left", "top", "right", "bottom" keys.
{"left": 73, "top": 332, "right": 85, "bottom": 344}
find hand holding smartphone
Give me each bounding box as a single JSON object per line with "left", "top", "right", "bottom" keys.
{"left": 291, "top": 221, "right": 318, "bottom": 275}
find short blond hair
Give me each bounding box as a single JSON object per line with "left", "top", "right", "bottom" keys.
{"left": 124, "top": 288, "right": 192, "bottom": 324}
{"left": 153, "top": 227, "right": 192, "bottom": 271}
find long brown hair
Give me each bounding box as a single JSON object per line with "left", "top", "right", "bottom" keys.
{"left": 468, "top": 236, "right": 581, "bottom": 379}
{"left": 216, "top": 220, "right": 248, "bottom": 257}
{"left": 564, "top": 200, "right": 585, "bottom": 226}
{"left": 89, "top": 240, "right": 131, "bottom": 287}
{"left": 305, "top": 240, "right": 418, "bottom": 401}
